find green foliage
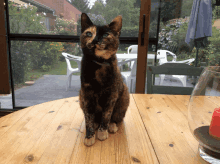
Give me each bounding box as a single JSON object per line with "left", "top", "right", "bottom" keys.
{"left": 28, "top": 41, "right": 63, "bottom": 71}
{"left": 190, "top": 26, "right": 220, "bottom": 67}
{"left": 171, "top": 21, "right": 191, "bottom": 53}
{"left": 9, "top": 2, "right": 76, "bottom": 84}
{"left": 167, "top": 4, "right": 220, "bottom": 67}
{"left": 9, "top": 2, "right": 47, "bottom": 84}
{"left": 212, "top": 0, "right": 220, "bottom": 21}
{"left": 120, "top": 26, "right": 139, "bottom": 37}
{"left": 180, "top": 0, "right": 194, "bottom": 18}
{"left": 9, "top": 3, "right": 46, "bottom": 34}
{"left": 90, "top": 1, "right": 105, "bottom": 16}
{"left": 160, "top": 0, "right": 179, "bottom": 24}
{"left": 51, "top": 17, "right": 79, "bottom": 56}
{"left": 149, "top": 19, "right": 158, "bottom": 38}
{"left": 10, "top": 41, "right": 30, "bottom": 84}
{"left": 52, "top": 17, "right": 77, "bottom": 35}
{"left": 103, "top": 0, "right": 140, "bottom": 27}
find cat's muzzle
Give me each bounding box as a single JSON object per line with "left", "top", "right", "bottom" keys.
{"left": 96, "top": 43, "right": 106, "bottom": 50}
{"left": 87, "top": 43, "right": 94, "bottom": 49}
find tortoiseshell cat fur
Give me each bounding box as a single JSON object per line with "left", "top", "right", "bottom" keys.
{"left": 79, "top": 13, "right": 130, "bottom": 146}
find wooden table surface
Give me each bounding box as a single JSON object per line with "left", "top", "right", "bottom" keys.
{"left": 0, "top": 94, "right": 214, "bottom": 164}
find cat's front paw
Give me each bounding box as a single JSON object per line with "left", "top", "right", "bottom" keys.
{"left": 94, "top": 123, "right": 99, "bottom": 130}
{"left": 97, "top": 129, "right": 109, "bottom": 141}
{"left": 108, "top": 123, "right": 118, "bottom": 133}
{"left": 84, "top": 135, "right": 96, "bottom": 146}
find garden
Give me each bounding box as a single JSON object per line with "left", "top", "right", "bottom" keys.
{"left": 8, "top": 2, "right": 80, "bottom": 89}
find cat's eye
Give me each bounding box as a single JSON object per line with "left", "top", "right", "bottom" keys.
{"left": 103, "top": 33, "right": 109, "bottom": 38}
{"left": 86, "top": 32, "right": 92, "bottom": 37}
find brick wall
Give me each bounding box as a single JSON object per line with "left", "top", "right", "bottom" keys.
{"left": 35, "top": 0, "right": 64, "bottom": 17}
{"left": 34, "top": 0, "right": 81, "bottom": 21}
{"left": 34, "top": 0, "right": 81, "bottom": 32}
{"left": 64, "top": 0, "right": 81, "bottom": 22}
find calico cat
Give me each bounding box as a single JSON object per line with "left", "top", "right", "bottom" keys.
{"left": 79, "top": 13, "right": 130, "bottom": 147}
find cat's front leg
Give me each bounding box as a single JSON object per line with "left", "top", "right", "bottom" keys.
{"left": 97, "top": 112, "right": 110, "bottom": 141}
{"left": 97, "top": 99, "right": 117, "bottom": 141}
{"left": 84, "top": 112, "right": 96, "bottom": 146}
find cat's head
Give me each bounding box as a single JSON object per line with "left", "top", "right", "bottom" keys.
{"left": 80, "top": 13, "right": 122, "bottom": 60}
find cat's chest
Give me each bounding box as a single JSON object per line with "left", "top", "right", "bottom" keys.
{"left": 81, "top": 61, "right": 114, "bottom": 85}
{"left": 95, "top": 66, "right": 108, "bottom": 84}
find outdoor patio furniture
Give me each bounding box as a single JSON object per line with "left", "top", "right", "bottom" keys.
{"left": 119, "top": 58, "right": 137, "bottom": 93}
{"left": 157, "top": 50, "right": 195, "bottom": 87}
{"left": 0, "top": 94, "right": 212, "bottom": 163}
{"left": 62, "top": 53, "right": 82, "bottom": 91}
{"left": 117, "top": 52, "right": 164, "bottom": 93}
{"left": 126, "top": 45, "right": 137, "bottom": 69}
{"left": 147, "top": 63, "right": 204, "bottom": 95}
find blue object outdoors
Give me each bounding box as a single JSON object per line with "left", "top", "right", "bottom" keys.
{"left": 185, "top": 0, "right": 212, "bottom": 67}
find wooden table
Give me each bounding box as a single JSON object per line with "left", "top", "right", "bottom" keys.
{"left": 0, "top": 94, "right": 214, "bottom": 164}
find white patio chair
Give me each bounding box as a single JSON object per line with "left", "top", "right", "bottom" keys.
{"left": 157, "top": 50, "right": 195, "bottom": 87}
{"left": 126, "top": 45, "right": 138, "bottom": 69}
{"left": 120, "top": 58, "right": 137, "bottom": 93}
{"left": 157, "top": 49, "right": 177, "bottom": 65}
{"left": 62, "top": 52, "right": 82, "bottom": 91}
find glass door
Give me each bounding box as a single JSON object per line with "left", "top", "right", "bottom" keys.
{"left": 2, "top": 0, "right": 157, "bottom": 109}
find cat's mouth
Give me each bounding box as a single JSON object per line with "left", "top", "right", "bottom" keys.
{"left": 96, "top": 43, "right": 106, "bottom": 50}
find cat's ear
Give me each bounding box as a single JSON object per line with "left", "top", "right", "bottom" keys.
{"left": 81, "top": 13, "right": 93, "bottom": 33}
{"left": 109, "top": 15, "right": 122, "bottom": 35}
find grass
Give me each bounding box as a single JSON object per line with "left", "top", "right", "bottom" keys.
{"left": 26, "top": 60, "right": 80, "bottom": 82}
{"left": 117, "top": 50, "right": 127, "bottom": 53}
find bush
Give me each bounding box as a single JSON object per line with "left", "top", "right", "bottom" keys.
{"left": 51, "top": 17, "right": 79, "bottom": 56}
{"left": 188, "top": 26, "right": 220, "bottom": 67}
{"left": 28, "top": 41, "right": 64, "bottom": 71}
{"left": 10, "top": 41, "right": 31, "bottom": 84}
{"left": 9, "top": 2, "right": 47, "bottom": 84}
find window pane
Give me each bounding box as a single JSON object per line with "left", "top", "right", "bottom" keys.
{"left": 145, "top": 0, "right": 216, "bottom": 94}
{"left": 10, "top": 40, "right": 81, "bottom": 107}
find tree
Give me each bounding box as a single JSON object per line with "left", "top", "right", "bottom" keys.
{"left": 103, "top": 0, "right": 140, "bottom": 27}
{"left": 180, "top": 0, "right": 194, "bottom": 18}
{"left": 160, "top": 0, "right": 179, "bottom": 25}
{"left": 71, "top": 0, "right": 90, "bottom": 13}
{"left": 90, "top": 1, "right": 105, "bottom": 16}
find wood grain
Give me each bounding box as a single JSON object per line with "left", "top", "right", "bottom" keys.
{"left": 133, "top": 94, "right": 203, "bottom": 164}
{"left": 124, "top": 95, "right": 159, "bottom": 164}
{"left": 0, "top": 94, "right": 210, "bottom": 163}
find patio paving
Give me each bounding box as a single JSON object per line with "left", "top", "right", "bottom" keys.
{"left": 0, "top": 74, "right": 213, "bottom": 109}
